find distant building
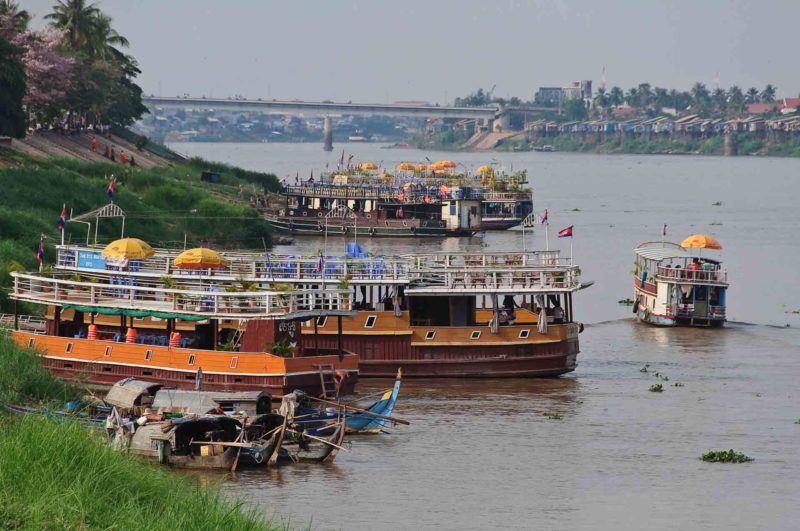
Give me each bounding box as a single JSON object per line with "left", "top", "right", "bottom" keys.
{"left": 747, "top": 98, "right": 800, "bottom": 115}
{"left": 534, "top": 87, "right": 565, "bottom": 106}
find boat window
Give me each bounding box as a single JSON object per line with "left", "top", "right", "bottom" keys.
{"left": 230, "top": 357, "right": 239, "bottom": 369}
{"left": 144, "top": 349, "right": 152, "bottom": 361}
{"left": 143, "top": 371, "right": 152, "bottom": 376}
{"left": 364, "top": 315, "right": 377, "bottom": 328}
{"left": 425, "top": 330, "right": 436, "bottom": 340}
{"left": 518, "top": 329, "right": 530, "bottom": 339}
{"left": 470, "top": 330, "right": 482, "bottom": 340}
{"left": 188, "top": 354, "right": 195, "bottom": 366}
{"left": 104, "top": 346, "right": 112, "bottom": 357}
{"left": 28, "top": 338, "right": 35, "bottom": 348}
{"left": 65, "top": 342, "right": 73, "bottom": 354}
{"left": 316, "top": 315, "right": 327, "bottom": 327}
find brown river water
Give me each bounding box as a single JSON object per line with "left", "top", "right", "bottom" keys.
{"left": 171, "top": 143, "right": 800, "bottom": 530}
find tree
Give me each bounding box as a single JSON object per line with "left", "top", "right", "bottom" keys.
{"left": 593, "top": 87, "right": 608, "bottom": 108}
{"left": 690, "top": 82, "right": 711, "bottom": 115}
{"left": 625, "top": 87, "right": 638, "bottom": 106}
{"left": 0, "top": 0, "right": 29, "bottom": 32}
{"left": 654, "top": 87, "right": 669, "bottom": 110}
{"left": 711, "top": 87, "right": 727, "bottom": 114}
{"left": 761, "top": 84, "right": 776, "bottom": 103}
{"left": 565, "top": 99, "right": 587, "bottom": 121}
{"left": 0, "top": 35, "right": 26, "bottom": 137}
{"left": 14, "top": 27, "right": 75, "bottom": 121}
{"left": 85, "top": 13, "right": 128, "bottom": 61}
{"left": 608, "top": 86, "right": 623, "bottom": 107}
{"left": 745, "top": 87, "right": 760, "bottom": 104}
{"left": 45, "top": 0, "right": 101, "bottom": 51}
{"left": 727, "top": 85, "right": 745, "bottom": 116}
{"left": 637, "top": 83, "right": 653, "bottom": 108}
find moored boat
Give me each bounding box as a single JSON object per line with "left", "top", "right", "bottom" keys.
{"left": 633, "top": 237, "right": 728, "bottom": 327}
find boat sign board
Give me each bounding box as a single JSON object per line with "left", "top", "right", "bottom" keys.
{"left": 77, "top": 250, "right": 106, "bottom": 270}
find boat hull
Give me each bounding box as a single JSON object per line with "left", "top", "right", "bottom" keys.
{"left": 302, "top": 311, "right": 580, "bottom": 379}
{"left": 266, "top": 215, "right": 473, "bottom": 237}
{"left": 13, "top": 331, "right": 358, "bottom": 396}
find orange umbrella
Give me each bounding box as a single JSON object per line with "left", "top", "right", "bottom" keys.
{"left": 681, "top": 234, "right": 722, "bottom": 250}
{"left": 173, "top": 247, "right": 230, "bottom": 269}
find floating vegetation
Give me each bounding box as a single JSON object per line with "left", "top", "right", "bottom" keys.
{"left": 794, "top": 418, "right": 800, "bottom": 424}
{"left": 653, "top": 371, "right": 661, "bottom": 378}
{"left": 618, "top": 298, "right": 635, "bottom": 305}
{"left": 639, "top": 364, "right": 650, "bottom": 373}
{"left": 785, "top": 309, "right": 800, "bottom": 314}
{"left": 672, "top": 382, "right": 684, "bottom": 387}
{"left": 649, "top": 384, "right": 663, "bottom": 393}
{"left": 712, "top": 201, "right": 722, "bottom": 206}
{"left": 571, "top": 208, "right": 581, "bottom": 211}
{"left": 544, "top": 412, "right": 562, "bottom": 420}
{"left": 660, "top": 375, "right": 669, "bottom": 382}
{"left": 709, "top": 222, "right": 723, "bottom": 226}
{"left": 700, "top": 449, "right": 753, "bottom": 463}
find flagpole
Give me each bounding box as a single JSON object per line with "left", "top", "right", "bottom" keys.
{"left": 570, "top": 236, "right": 573, "bottom": 265}
{"left": 545, "top": 223, "right": 550, "bottom": 251}
{"left": 61, "top": 204, "right": 66, "bottom": 246}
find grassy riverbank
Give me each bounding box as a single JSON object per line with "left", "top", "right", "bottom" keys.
{"left": 0, "top": 334, "right": 281, "bottom": 530}
{"left": 0, "top": 417, "right": 280, "bottom": 530}
{"left": 0, "top": 150, "right": 281, "bottom": 312}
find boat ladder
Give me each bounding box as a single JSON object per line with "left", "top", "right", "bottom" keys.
{"left": 229, "top": 320, "right": 247, "bottom": 350}
{"left": 315, "top": 364, "right": 338, "bottom": 399}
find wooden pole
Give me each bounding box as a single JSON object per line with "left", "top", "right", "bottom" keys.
{"left": 314, "top": 318, "right": 319, "bottom": 356}
{"left": 54, "top": 306, "right": 61, "bottom": 337}
{"left": 13, "top": 299, "right": 18, "bottom": 331}
{"left": 337, "top": 315, "right": 343, "bottom": 358}
{"left": 211, "top": 318, "right": 218, "bottom": 350}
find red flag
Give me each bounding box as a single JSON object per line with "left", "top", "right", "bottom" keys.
{"left": 558, "top": 225, "right": 573, "bottom": 238}
{"left": 57, "top": 204, "right": 66, "bottom": 231}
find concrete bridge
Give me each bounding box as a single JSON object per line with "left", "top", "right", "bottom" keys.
{"left": 141, "top": 96, "right": 552, "bottom": 150}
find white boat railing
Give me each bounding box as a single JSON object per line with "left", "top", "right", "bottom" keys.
{"left": 11, "top": 272, "right": 352, "bottom": 319}
{"left": 0, "top": 313, "right": 47, "bottom": 332}
{"left": 408, "top": 251, "right": 569, "bottom": 269}
{"left": 656, "top": 265, "right": 728, "bottom": 285}
{"left": 407, "top": 267, "right": 581, "bottom": 293}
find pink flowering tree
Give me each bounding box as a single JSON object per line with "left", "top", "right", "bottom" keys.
{"left": 13, "top": 27, "right": 75, "bottom": 121}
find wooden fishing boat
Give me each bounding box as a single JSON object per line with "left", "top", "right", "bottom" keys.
{"left": 278, "top": 418, "right": 347, "bottom": 463}
{"left": 633, "top": 240, "right": 728, "bottom": 327}
{"left": 293, "top": 369, "right": 403, "bottom": 434}
{"left": 103, "top": 379, "right": 287, "bottom": 469}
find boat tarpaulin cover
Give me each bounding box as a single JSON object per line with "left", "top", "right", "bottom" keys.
{"left": 62, "top": 304, "right": 209, "bottom": 322}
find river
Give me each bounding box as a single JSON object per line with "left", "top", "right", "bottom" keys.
{"left": 170, "top": 142, "right": 800, "bottom": 530}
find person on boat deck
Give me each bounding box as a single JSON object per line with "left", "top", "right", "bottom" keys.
{"left": 553, "top": 304, "right": 565, "bottom": 324}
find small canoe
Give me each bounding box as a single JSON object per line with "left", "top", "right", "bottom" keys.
{"left": 278, "top": 418, "right": 347, "bottom": 463}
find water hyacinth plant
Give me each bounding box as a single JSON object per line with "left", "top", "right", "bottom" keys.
{"left": 700, "top": 449, "right": 754, "bottom": 463}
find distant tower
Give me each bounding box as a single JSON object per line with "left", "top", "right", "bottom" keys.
{"left": 600, "top": 65, "right": 607, "bottom": 91}
{"left": 714, "top": 71, "right": 720, "bottom": 90}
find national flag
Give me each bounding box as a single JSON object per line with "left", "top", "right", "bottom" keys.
{"left": 347, "top": 154, "right": 354, "bottom": 163}
{"left": 541, "top": 209, "right": 549, "bottom": 225}
{"left": 662, "top": 223, "right": 667, "bottom": 237}
{"left": 558, "top": 225, "right": 573, "bottom": 238}
{"left": 315, "top": 255, "right": 323, "bottom": 273}
{"left": 339, "top": 150, "right": 345, "bottom": 166}
{"left": 36, "top": 236, "right": 45, "bottom": 263}
{"left": 57, "top": 204, "right": 66, "bottom": 231}
{"left": 106, "top": 175, "right": 116, "bottom": 199}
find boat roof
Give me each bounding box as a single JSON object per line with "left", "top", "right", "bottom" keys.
{"left": 105, "top": 379, "right": 162, "bottom": 408}
{"left": 151, "top": 389, "right": 269, "bottom": 414}
{"left": 634, "top": 242, "right": 689, "bottom": 261}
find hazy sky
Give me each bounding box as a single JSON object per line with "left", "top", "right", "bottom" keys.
{"left": 25, "top": 0, "right": 800, "bottom": 103}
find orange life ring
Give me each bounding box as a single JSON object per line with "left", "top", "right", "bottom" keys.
{"left": 169, "top": 331, "right": 181, "bottom": 348}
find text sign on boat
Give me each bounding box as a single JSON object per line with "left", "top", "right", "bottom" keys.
{"left": 77, "top": 250, "right": 106, "bottom": 270}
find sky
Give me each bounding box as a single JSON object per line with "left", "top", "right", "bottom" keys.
{"left": 25, "top": 0, "right": 800, "bottom": 103}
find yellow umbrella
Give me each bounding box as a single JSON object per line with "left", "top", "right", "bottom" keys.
{"left": 476, "top": 165, "right": 493, "bottom": 174}
{"left": 396, "top": 162, "right": 415, "bottom": 171}
{"left": 173, "top": 247, "right": 230, "bottom": 269}
{"left": 681, "top": 234, "right": 722, "bottom": 250}
{"left": 101, "top": 238, "right": 154, "bottom": 260}
{"left": 358, "top": 162, "right": 378, "bottom": 170}
{"left": 413, "top": 163, "right": 426, "bottom": 172}
{"left": 437, "top": 160, "right": 457, "bottom": 168}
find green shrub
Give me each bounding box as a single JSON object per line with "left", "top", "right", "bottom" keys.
{"left": 700, "top": 449, "right": 753, "bottom": 463}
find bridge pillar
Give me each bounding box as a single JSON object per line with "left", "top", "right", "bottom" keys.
{"left": 322, "top": 115, "right": 333, "bottom": 152}
{"left": 493, "top": 106, "right": 511, "bottom": 132}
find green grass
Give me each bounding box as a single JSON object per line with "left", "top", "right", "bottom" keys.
{"left": 0, "top": 332, "right": 78, "bottom": 405}
{"left": 0, "top": 150, "right": 282, "bottom": 312}
{"left": 0, "top": 416, "right": 281, "bottom": 530}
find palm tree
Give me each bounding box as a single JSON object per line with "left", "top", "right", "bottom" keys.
{"left": 45, "top": 0, "right": 101, "bottom": 51}
{"left": 711, "top": 87, "right": 727, "bottom": 113}
{"left": 86, "top": 13, "right": 129, "bottom": 60}
{"left": 727, "top": 85, "right": 745, "bottom": 116}
{"left": 0, "top": 0, "right": 30, "bottom": 31}
{"left": 625, "top": 87, "right": 638, "bottom": 107}
{"left": 654, "top": 87, "right": 669, "bottom": 110}
{"left": 761, "top": 84, "right": 777, "bottom": 103}
{"left": 608, "top": 86, "right": 624, "bottom": 107}
{"left": 593, "top": 87, "right": 608, "bottom": 108}
{"left": 745, "top": 87, "right": 760, "bottom": 104}
{"left": 637, "top": 83, "right": 653, "bottom": 108}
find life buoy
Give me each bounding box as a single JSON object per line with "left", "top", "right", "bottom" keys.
{"left": 402, "top": 221, "right": 408, "bottom": 227}
{"left": 317, "top": 212, "right": 323, "bottom": 217}
{"left": 302, "top": 211, "right": 307, "bottom": 217}
{"left": 169, "top": 332, "right": 181, "bottom": 348}
{"left": 366, "top": 213, "right": 371, "bottom": 219}
{"left": 369, "top": 227, "right": 376, "bottom": 236}
{"left": 422, "top": 221, "right": 427, "bottom": 227}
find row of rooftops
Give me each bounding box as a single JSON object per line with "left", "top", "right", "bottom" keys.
{"left": 526, "top": 113, "right": 800, "bottom": 135}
